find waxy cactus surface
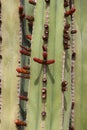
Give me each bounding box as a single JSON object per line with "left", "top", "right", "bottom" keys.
{"left": 0, "top": 0, "right": 87, "bottom": 130}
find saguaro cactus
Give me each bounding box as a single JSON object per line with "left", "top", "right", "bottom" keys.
{"left": 0, "top": 0, "right": 87, "bottom": 130}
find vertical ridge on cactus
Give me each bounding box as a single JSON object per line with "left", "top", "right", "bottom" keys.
{"left": 1, "top": 0, "right": 20, "bottom": 130}
{"left": 26, "top": 0, "right": 45, "bottom": 129}
{"left": 62, "top": 1, "right": 72, "bottom": 130}
{"left": 74, "top": 1, "right": 87, "bottom": 130}
{"left": 17, "top": 0, "right": 35, "bottom": 127}
{"left": 45, "top": 0, "right": 64, "bottom": 130}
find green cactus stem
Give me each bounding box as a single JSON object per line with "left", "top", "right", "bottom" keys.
{"left": 1, "top": 0, "right": 87, "bottom": 130}
{"left": 1, "top": 0, "right": 20, "bottom": 130}
{"left": 26, "top": 1, "right": 64, "bottom": 130}
{"left": 75, "top": 0, "right": 87, "bottom": 130}
{"left": 63, "top": 1, "right": 72, "bottom": 130}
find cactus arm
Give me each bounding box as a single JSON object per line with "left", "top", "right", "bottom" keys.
{"left": 75, "top": 0, "right": 87, "bottom": 130}
{"left": 1, "top": 0, "right": 20, "bottom": 130}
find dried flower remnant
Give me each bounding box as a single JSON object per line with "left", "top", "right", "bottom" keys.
{"left": 20, "top": 50, "right": 31, "bottom": 56}
{"left": 71, "top": 30, "right": 77, "bottom": 34}
{"left": 19, "top": 95, "right": 28, "bottom": 101}
{"left": 17, "top": 75, "right": 30, "bottom": 79}
{"left": 26, "top": 15, "right": 34, "bottom": 22}
{"left": 15, "top": 119, "right": 27, "bottom": 126}
{"left": 29, "top": 0, "right": 36, "bottom": 5}
{"left": 20, "top": 45, "right": 31, "bottom": 52}
{"left": 64, "top": 8, "right": 76, "bottom": 17}
{"left": 19, "top": 5, "right": 24, "bottom": 14}
{"left": 23, "top": 66, "right": 30, "bottom": 70}
{"left": 16, "top": 68, "right": 30, "bottom": 74}
{"left": 26, "top": 35, "right": 32, "bottom": 40}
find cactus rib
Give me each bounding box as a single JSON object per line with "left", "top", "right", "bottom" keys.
{"left": 1, "top": 0, "right": 20, "bottom": 130}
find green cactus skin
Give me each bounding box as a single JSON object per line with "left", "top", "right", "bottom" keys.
{"left": 1, "top": 0, "right": 35, "bottom": 129}
{"left": 75, "top": 0, "right": 87, "bottom": 130}
{"left": 1, "top": 0, "right": 20, "bottom": 130}
{"left": 19, "top": 0, "right": 34, "bottom": 122}
{"left": 26, "top": 1, "right": 45, "bottom": 130}
{"left": 63, "top": 4, "right": 72, "bottom": 130}
{"left": 26, "top": 1, "right": 64, "bottom": 130}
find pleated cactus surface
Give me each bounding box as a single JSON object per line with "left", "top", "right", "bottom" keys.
{"left": 0, "top": 0, "right": 87, "bottom": 130}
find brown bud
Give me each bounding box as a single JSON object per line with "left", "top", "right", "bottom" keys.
{"left": 44, "top": 24, "right": 49, "bottom": 30}
{"left": 42, "top": 78, "right": 47, "bottom": 83}
{"left": 71, "top": 102, "right": 75, "bottom": 109}
{"left": 72, "top": 52, "right": 76, "bottom": 60}
{"left": 41, "top": 111, "right": 46, "bottom": 118}
{"left": 42, "top": 35, "right": 48, "bottom": 42}
{"left": 42, "top": 88, "right": 47, "bottom": 94}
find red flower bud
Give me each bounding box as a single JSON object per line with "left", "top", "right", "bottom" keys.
{"left": 16, "top": 68, "right": 30, "bottom": 74}
{"left": 17, "top": 75, "right": 30, "bottom": 79}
